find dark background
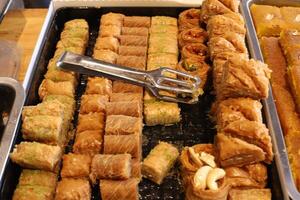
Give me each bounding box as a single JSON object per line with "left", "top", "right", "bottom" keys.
{"left": 23, "top": 0, "right": 51, "bottom": 8}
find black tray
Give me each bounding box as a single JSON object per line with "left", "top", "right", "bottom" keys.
{"left": 0, "top": 7, "right": 283, "bottom": 200}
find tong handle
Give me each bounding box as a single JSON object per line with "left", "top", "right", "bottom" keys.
{"left": 57, "top": 52, "right": 149, "bottom": 87}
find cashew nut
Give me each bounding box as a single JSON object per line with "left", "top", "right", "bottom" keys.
{"left": 206, "top": 168, "right": 226, "bottom": 190}
{"left": 199, "top": 152, "right": 216, "bottom": 168}
{"left": 193, "top": 166, "right": 213, "bottom": 190}
{"left": 188, "top": 147, "right": 202, "bottom": 167}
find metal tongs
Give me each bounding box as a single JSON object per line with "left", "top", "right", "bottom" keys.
{"left": 57, "top": 52, "right": 201, "bottom": 104}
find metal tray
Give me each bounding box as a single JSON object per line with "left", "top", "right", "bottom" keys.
{"left": 0, "top": 6, "right": 284, "bottom": 200}
{"left": 0, "top": 77, "right": 24, "bottom": 185}
{"left": 240, "top": 0, "right": 300, "bottom": 199}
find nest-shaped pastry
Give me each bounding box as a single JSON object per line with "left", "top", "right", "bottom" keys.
{"left": 178, "top": 28, "right": 208, "bottom": 49}
{"left": 177, "top": 58, "right": 210, "bottom": 88}
{"left": 181, "top": 43, "right": 209, "bottom": 61}
{"left": 179, "top": 8, "right": 202, "bottom": 31}
{"left": 185, "top": 177, "right": 230, "bottom": 200}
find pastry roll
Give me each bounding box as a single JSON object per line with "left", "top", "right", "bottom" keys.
{"left": 218, "top": 57, "right": 271, "bottom": 100}
{"left": 178, "top": 8, "right": 201, "bottom": 31}
{"left": 121, "top": 27, "right": 149, "bottom": 36}
{"left": 147, "top": 53, "right": 178, "bottom": 70}
{"left": 57, "top": 37, "right": 86, "bottom": 49}
{"left": 90, "top": 154, "right": 132, "bottom": 183}
{"left": 106, "top": 101, "right": 142, "bottom": 117}
{"left": 279, "top": 29, "right": 300, "bottom": 52}
{"left": 208, "top": 33, "right": 248, "bottom": 60}
{"left": 80, "top": 94, "right": 109, "bottom": 114}
{"left": 132, "top": 159, "right": 141, "bottom": 179}
{"left": 142, "top": 142, "right": 179, "bottom": 184}
{"left": 228, "top": 189, "right": 271, "bottom": 200}
{"left": 119, "top": 35, "right": 148, "bottom": 46}
{"left": 201, "top": 0, "right": 234, "bottom": 23}
{"left": 18, "top": 169, "right": 57, "bottom": 188}
{"left": 10, "top": 142, "right": 62, "bottom": 172}
{"left": 215, "top": 98, "right": 262, "bottom": 130}
{"left": 178, "top": 28, "right": 208, "bottom": 49}
{"left": 148, "top": 35, "right": 178, "bottom": 55}
{"left": 223, "top": 120, "right": 273, "bottom": 163}
{"left": 73, "top": 130, "right": 103, "bottom": 156}
{"left": 225, "top": 163, "right": 267, "bottom": 188}
{"left": 13, "top": 185, "right": 55, "bottom": 200}
{"left": 207, "top": 14, "right": 246, "bottom": 38}
{"left": 77, "top": 112, "right": 105, "bottom": 132}
{"left": 110, "top": 92, "right": 143, "bottom": 102}
{"left": 215, "top": 133, "right": 266, "bottom": 167}
{"left": 100, "top": 179, "right": 139, "bottom": 200}
{"left": 281, "top": 7, "right": 300, "bottom": 30}
{"left": 94, "top": 37, "right": 119, "bottom": 52}
{"left": 112, "top": 81, "right": 143, "bottom": 93}
{"left": 85, "top": 77, "right": 112, "bottom": 95}
{"left": 22, "top": 115, "right": 64, "bottom": 145}
{"left": 44, "top": 69, "right": 78, "bottom": 87}
{"left": 100, "top": 12, "right": 125, "bottom": 27}
{"left": 55, "top": 178, "right": 91, "bottom": 200}
{"left": 39, "top": 79, "right": 75, "bottom": 100}
{"left": 105, "top": 115, "right": 143, "bottom": 135}
{"left": 181, "top": 43, "right": 208, "bottom": 61}
{"left": 150, "top": 25, "right": 178, "bottom": 35}
{"left": 123, "top": 16, "right": 151, "bottom": 28}
{"left": 104, "top": 134, "right": 141, "bottom": 158}
{"left": 219, "top": 0, "right": 240, "bottom": 12}
{"left": 61, "top": 153, "right": 92, "bottom": 178}
{"left": 93, "top": 49, "right": 118, "bottom": 64}
{"left": 64, "top": 19, "right": 88, "bottom": 30}
{"left": 60, "top": 28, "right": 89, "bottom": 41}
{"left": 99, "top": 25, "right": 121, "bottom": 38}
{"left": 118, "top": 46, "right": 147, "bottom": 57}
{"left": 116, "top": 55, "right": 146, "bottom": 70}
{"left": 260, "top": 37, "right": 288, "bottom": 88}
{"left": 250, "top": 4, "right": 285, "bottom": 37}
{"left": 151, "top": 16, "right": 177, "bottom": 26}
{"left": 177, "top": 58, "right": 210, "bottom": 88}
{"left": 144, "top": 101, "right": 181, "bottom": 126}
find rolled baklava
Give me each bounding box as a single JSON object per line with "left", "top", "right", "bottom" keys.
{"left": 61, "top": 153, "right": 92, "bottom": 179}
{"left": 77, "top": 112, "right": 105, "bottom": 132}
{"left": 73, "top": 130, "right": 103, "bottom": 156}
{"left": 123, "top": 16, "right": 151, "bottom": 28}
{"left": 79, "top": 94, "right": 109, "bottom": 114}
{"left": 85, "top": 77, "right": 112, "bottom": 95}
{"left": 106, "top": 101, "right": 142, "bottom": 117}
{"left": 55, "top": 178, "right": 91, "bottom": 200}
{"left": 38, "top": 79, "right": 75, "bottom": 100}
{"left": 105, "top": 115, "right": 143, "bottom": 135}
{"left": 178, "top": 27, "right": 208, "bottom": 49}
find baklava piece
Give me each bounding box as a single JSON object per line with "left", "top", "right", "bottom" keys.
{"left": 106, "top": 101, "right": 142, "bottom": 118}
{"left": 99, "top": 25, "right": 121, "bottom": 38}
{"left": 228, "top": 188, "right": 271, "bottom": 200}
{"left": 123, "top": 16, "right": 151, "bottom": 28}
{"left": 38, "top": 79, "right": 75, "bottom": 100}
{"left": 100, "top": 12, "right": 125, "bottom": 27}
{"left": 73, "top": 130, "right": 103, "bottom": 156}
{"left": 94, "top": 36, "right": 119, "bottom": 53}
{"left": 281, "top": 7, "right": 300, "bottom": 30}
{"left": 61, "top": 153, "right": 92, "bottom": 179}
{"left": 250, "top": 4, "right": 285, "bottom": 37}
{"left": 105, "top": 115, "right": 143, "bottom": 135}
{"left": 77, "top": 112, "right": 105, "bottom": 132}
{"left": 79, "top": 94, "right": 108, "bottom": 114}
{"left": 100, "top": 179, "right": 139, "bottom": 200}
{"left": 85, "top": 77, "right": 112, "bottom": 95}
{"left": 93, "top": 49, "right": 118, "bottom": 64}
{"left": 55, "top": 178, "right": 91, "bottom": 200}
{"left": 142, "top": 142, "right": 179, "bottom": 184}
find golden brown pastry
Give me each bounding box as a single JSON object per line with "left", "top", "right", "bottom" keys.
{"left": 55, "top": 178, "right": 91, "bottom": 200}
{"left": 119, "top": 35, "right": 148, "bottom": 46}
{"left": 287, "top": 65, "right": 300, "bottom": 113}
{"left": 178, "top": 9, "right": 201, "bottom": 31}
{"left": 225, "top": 163, "right": 267, "bottom": 188}
{"left": 121, "top": 27, "right": 149, "bottom": 36}
{"left": 94, "top": 36, "right": 120, "bottom": 52}
{"left": 99, "top": 25, "right": 121, "bottom": 38}
{"left": 116, "top": 55, "right": 146, "bottom": 70}
{"left": 77, "top": 112, "right": 105, "bottom": 132}
{"left": 219, "top": 0, "right": 240, "bottom": 12}
{"left": 109, "top": 93, "right": 143, "bottom": 103}
{"left": 100, "top": 12, "right": 125, "bottom": 27}
{"left": 178, "top": 27, "right": 208, "bottom": 49}
{"left": 177, "top": 58, "right": 210, "bottom": 88}
{"left": 79, "top": 94, "right": 108, "bottom": 114}
{"left": 85, "top": 77, "right": 112, "bottom": 95}
{"left": 61, "top": 153, "right": 91, "bottom": 179}
{"left": 112, "top": 81, "right": 143, "bottom": 94}
{"left": 118, "top": 46, "right": 147, "bottom": 57}
{"left": 73, "top": 130, "right": 102, "bottom": 156}
{"left": 208, "top": 32, "right": 248, "bottom": 60}
{"left": 105, "top": 115, "right": 143, "bottom": 135}
{"left": 93, "top": 49, "right": 118, "bottom": 64}
{"left": 215, "top": 98, "right": 262, "bottom": 130}
{"left": 181, "top": 43, "right": 208, "bottom": 61}
{"left": 215, "top": 133, "right": 266, "bottom": 167}
{"left": 38, "top": 79, "right": 75, "bottom": 100}
{"left": 123, "top": 16, "right": 151, "bottom": 28}
{"left": 207, "top": 14, "right": 246, "bottom": 38}
{"left": 100, "top": 179, "right": 139, "bottom": 200}
{"left": 201, "top": 0, "right": 234, "bottom": 23}
{"left": 217, "top": 57, "right": 271, "bottom": 100}
{"left": 106, "top": 101, "right": 142, "bottom": 118}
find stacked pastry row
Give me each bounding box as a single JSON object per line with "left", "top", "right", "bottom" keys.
{"left": 179, "top": 1, "right": 273, "bottom": 199}
{"left": 260, "top": 32, "right": 300, "bottom": 189}
{"left": 177, "top": 8, "right": 210, "bottom": 91}
{"left": 10, "top": 19, "right": 88, "bottom": 199}
{"left": 144, "top": 16, "right": 181, "bottom": 126}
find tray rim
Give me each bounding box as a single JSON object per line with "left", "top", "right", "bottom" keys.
{"left": 240, "top": 0, "right": 299, "bottom": 199}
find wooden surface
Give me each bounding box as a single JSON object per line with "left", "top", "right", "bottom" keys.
{"left": 0, "top": 9, "right": 47, "bottom": 81}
